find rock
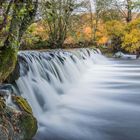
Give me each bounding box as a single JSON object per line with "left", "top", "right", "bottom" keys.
{"left": 5, "top": 54, "right": 30, "bottom": 83}
{"left": 0, "top": 125, "right": 9, "bottom": 140}
{"left": 114, "top": 51, "right": 137, "bottom": 59}
{"left": 0, "top": 90, "right": 37, "bottom": 140}
{"left": 5, "top": 62, "right": 20, "bottom": 83}
{"left": 0, "top": 84, "right": 14, "bottom": 94}
{"left": 12, "top": 95, "right": 33, "bottom": 114}
{"left": 0, "top": 47, "right": 17, "bottom": 83}
{"left": 19, "top": 112, "right": 37, "bottom": 140}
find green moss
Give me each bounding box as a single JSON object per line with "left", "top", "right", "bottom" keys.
{"left": 0, "top": 47, "right": 18, "bottom": 83}
{"left": 19, "top": 113, "right": 37, "bottom": 140}
{"left": 12, "top": 96, "right": 33, "bottom": 115}
{"left": 11, "top": 95, "right": 37, "bottom": 139}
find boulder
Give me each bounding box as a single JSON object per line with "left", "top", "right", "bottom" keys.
{"left": 5, "top": 55, "right": 30, "bottom": 83}
{"left": 0, "top": 90, "right": 37, "bottom": 140}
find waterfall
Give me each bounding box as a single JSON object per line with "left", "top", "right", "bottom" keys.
{"left": 14, "top": 49, "right": 140, "bottom": 140}
{"left": 16, "top": 49, "right": 107, "bottom": 115}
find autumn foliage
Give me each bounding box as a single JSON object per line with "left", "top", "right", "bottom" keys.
{"left": 105, "top": 18, "right": 140, "bottom": 53}
{"left": 21, "top": 7, "right": 140, "bottom": 53}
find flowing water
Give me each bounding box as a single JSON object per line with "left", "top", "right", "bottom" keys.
{"left": 15, "top": 49, "right": 140, "bottom": 140}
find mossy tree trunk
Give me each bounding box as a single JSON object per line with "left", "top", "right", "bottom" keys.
{"left": 0, "top": 1, "right": 38, "bottom": 83}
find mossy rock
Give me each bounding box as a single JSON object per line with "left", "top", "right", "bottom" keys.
{"left": 5, "top": 61, "right": 20, "bottom": 83}
{"left": 0, "top": 93, "right": 38, "bottom": 140}
{"left": 12, "top": 95, "right": 33, "bottom": 115}
{"left": 11, "top": 95, "right": 38, "bottom": 140}
{"left": 19, "top": 112, "right": 37, "bottom": 140}
{"left": 0, "top": 47, "right": 18, "bottom": 83}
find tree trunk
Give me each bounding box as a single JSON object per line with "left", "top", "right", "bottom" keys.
{"left": 126, "top": 0, "right": 132, "bottom": 23}
{"left": 0, "top": 1, "right": 38, "bottom": 83}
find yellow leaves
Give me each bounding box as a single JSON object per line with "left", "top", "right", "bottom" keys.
{"left": 122, "top": 29, "right": 140, "bottom": 52}
{"left": 126, "top": 18, "right": 140, "bottom": 31}
{"left": 105, "top": 19, "right": 140, "bottom": 53}
{"left": 121, "top": 18, "right": 140, "bottom": 53}
{"left": 105, "top": 20, "right": 125, "bottom": 37}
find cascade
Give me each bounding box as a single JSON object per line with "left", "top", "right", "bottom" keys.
{"left": 14, "top": 49, "right": 140, "bottom": 140}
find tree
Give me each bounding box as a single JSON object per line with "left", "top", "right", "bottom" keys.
{"left": 122, "top": 18, "right": 140, "bottom": 53}
{"left": 90, "top": 0, "right": 121, "bottom": 44}
{"left": 105, "top": 20, "right": 125, "bottom": 52}
{"left": 111, "top": 0, "right": 140, "bottom": 23}
{"left": 41, "top": 0, "right": 86, "bottom": 48}
{"left": 92, "top": 0, "right": 140, "bottom": 23}
{"left": 0, "top": 1, "right": 38, "bottom": 82}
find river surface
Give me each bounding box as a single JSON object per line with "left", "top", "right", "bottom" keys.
{"left": 15, "top": 50, "right": 140, "bottom": 140}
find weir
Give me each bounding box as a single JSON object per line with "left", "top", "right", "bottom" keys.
{"left": 14, "top": 49, "right": 140, "bottom": 140}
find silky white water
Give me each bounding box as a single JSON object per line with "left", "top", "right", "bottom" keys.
{"left": 15, "top": 49, "right": 140, "bottom": 140}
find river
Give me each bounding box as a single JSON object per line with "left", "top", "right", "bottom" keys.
{"left": 15, "top": 49, "right": 140, "bottom": 140}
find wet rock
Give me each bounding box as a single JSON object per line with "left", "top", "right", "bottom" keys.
{"left": 5, "top": 54, "right": 30, "bottom": 83}
{"left": 11, "top": 95, "right": 33, "bottom": 114}
{"left": 0, "top": 84, "right": 14, "bottom": 94}
{"left": 0, "top": 125, "right": 9, "bottom": 140}
{"left": 0, "top": 89, "right": 37, "bottom": 140}
{"left": 18, "top": 55, "right": 30, "bottom": 77}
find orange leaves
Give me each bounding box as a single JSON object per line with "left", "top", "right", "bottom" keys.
{"left": 83, "top": 27, "right": 92, "bottom": 40}
{"left": 98, "top": 36, "right": 108, "bottom": 44}
{"left": 83, "top": 27, "right": 92, "bottom": 35}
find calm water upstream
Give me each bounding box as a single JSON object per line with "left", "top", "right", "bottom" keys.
{"left": 15, "top": 49, "right": 140, "bottom": 140}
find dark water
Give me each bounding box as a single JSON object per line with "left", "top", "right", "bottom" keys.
{"left": 16, "top": 50, "right": 140, "bottom": 140}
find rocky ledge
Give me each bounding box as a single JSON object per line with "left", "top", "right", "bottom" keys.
{"left": 0, "top": 84, "right": 37, "bottom": 140}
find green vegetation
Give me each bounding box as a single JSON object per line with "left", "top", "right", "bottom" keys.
{"left": 41, "top": 0, "right": 80, "bottom": 48}
{"left": 0, "top": 1, "right": 38, "bottom": 82}
{"left": 18, "top": 0, "right": 140, "bottom": 53}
